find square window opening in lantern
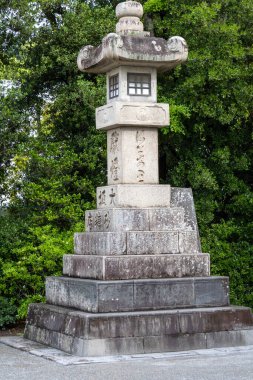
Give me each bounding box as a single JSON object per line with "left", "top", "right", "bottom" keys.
{"left": 109, "top": 74, "right": 119, "bottom": 99}
{"left": 127, "top": 73, "right": 151, "bottom": 96}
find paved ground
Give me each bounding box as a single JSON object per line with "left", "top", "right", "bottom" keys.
{"left": 0, "top": 338, "right": 253, "bottom": 380}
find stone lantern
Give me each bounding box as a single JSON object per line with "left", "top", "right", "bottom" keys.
{"left": 77, "top": 0, "right": 187, "bottom": 191}
{"left": 24, "top": 1, "right": 253, "bottom": 357}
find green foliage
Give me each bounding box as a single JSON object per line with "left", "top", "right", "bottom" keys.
{"left": 145, "top": 0, "right": 253, "bottom": 307}
{"left": 0, "top": 297, "right": 17, "bottom": 328}
{"left": 202, "top": 221, "right": 253, "bottom": 306}
{"left": 0, "top": 1, "right": 112, "bottom": 325}
{"left": 0, "top": 210, "right": 83, "bottom": 317}
{"left": 144, "top": 0, "right": 253, "bottom": 307}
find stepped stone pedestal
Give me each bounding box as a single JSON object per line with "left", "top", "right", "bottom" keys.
{"left": 24, "top": 0, "right": 253, "bottom": 356}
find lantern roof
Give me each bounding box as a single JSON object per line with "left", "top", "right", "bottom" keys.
{"left": 77, "top": 1, "right": 188, "bottom": 74}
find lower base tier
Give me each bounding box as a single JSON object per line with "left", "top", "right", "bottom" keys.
{"left": 24, "top": 303, "right": 253, "bottom": 357}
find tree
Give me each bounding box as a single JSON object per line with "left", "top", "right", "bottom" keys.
{"left": 144, "top": 0, "right": 253, "bottom": 306}
{"left": 0, "top": 0, "right": 115, "bottom": 321}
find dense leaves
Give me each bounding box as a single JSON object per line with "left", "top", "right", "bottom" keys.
{"left": 0, "top": 296, "right": 17, "bottom": 328}
{"left": 0, "top": 1, "right": 113, "bottom": 321}
{"left": 145, "top": 0, "right": 253, "bottom": 306}
{"left": 0, "top": 0, "right": 252, "bottom": 326}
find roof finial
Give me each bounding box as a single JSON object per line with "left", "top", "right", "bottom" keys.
{"left": 115, "top": 1, "right": 147, "bottom": 36}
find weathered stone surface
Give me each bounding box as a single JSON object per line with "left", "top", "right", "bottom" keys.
{"left": 144, "top": 333, "right": 207, "bottom": 353}
{"left": 25, "top": 303, "right": 253, "bottom": 340}
{"left": 116, "top": 16, "right": 144, "bottom": 34}
{"left": 127, "top": 231, "right": 179, "bottom": 254}
{"left": 194, "top": 277, "right": 230, "bottom": 307}
{"left": 85, "top": 208, "right": 149, "bottom": 232}
{"left": 171, "top": 187, "right": 202, "bottom": 251}
{"left": 25, "top": 324, "right": 145, "bottom": 356}
{"left": 24, "top": 303, "right": 253, "bottom": 356}
{"left": 74, "top": 232, "right": 126, "bottom": 255}
{"left": 63, "top": 255, "right": 104, "bottom": 279}
{"left": 85, "top": 207, "right": 185, "bottom": 232}
{"left": 206, "top": 330, "right": 253, "bottom": 349}
{"left": 46, "top": 277, "right": 134, "bottom": 313}
{"left": 46, "top": 276, "right": 229, "bottom": 313}
{"left": 144, "top": 329, "right": 253, "bottom": 354}
{"left": 178, "top": 306, "right": 253, "bottom": 335}
{"left": 115, "top": 1, "right": 144, "bottom": 35}
{"left": 96, "top": 184, "right": 171, "bottom": 209}
{"left": 25, "top": 325, "right": 75, "bottom": 353}
{"left": 46, "top": 277, "right": 97, "bottom": 313}
{"left": 75, "top": 230, "right": 199, "bottom": 255}
{"left": 24, "top": 323, "right": 253, "bottom": 356}
{"left": 107, "top": 127, "right": 158, "bottom": 185}
{"left": 140, "top": 277, "right": 222, "bottom": 308}
{"left": 98, "top": 282, "right": 134, "bottom": 312}
{"left": 179, "top": 231, "right": 199, "bottom": 253}
{"left": 96, "top": 102, "right": 169, "bottom": 130}
{"left": 116, "top": 1, "right": 143, "bottom": 20}
{"left": 63, "top": 254, "right": 210, "bottom": 280}
{"left": 133, "top": 279, "right": 195, "bottom": 311}
{"left": 149, "top": 207, "right": 185, "bottom": 231}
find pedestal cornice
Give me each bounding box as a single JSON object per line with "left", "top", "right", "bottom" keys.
{"left": 96, "top": 101, "right": 169, "bottom": 130}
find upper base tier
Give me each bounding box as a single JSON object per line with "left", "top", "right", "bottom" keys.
{"left": 95, "top": 186, "right": 202, "bottom": 251}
